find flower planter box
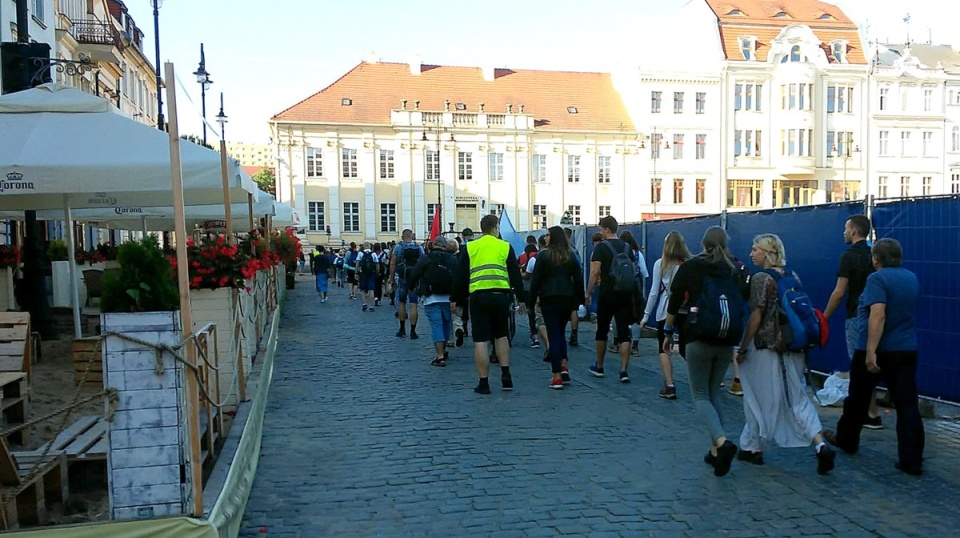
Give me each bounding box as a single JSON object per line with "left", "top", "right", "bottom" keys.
{"left": 190, "top": 287, "right": 243, "bottom": 409}
{"left": 71, "top": 337, "right": 103, "bottom": 384}
{"left": 101, "top": 310, "right": 193, "bottom": 520}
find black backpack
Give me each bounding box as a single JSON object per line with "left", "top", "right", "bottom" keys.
{"left": 359, "top": 252, "right": 377, "bottom": 274}
{"left": 400, "top": 245, "right": 423, "bottom": 281}
{"left": 604, "top": 240, "right": 638, "bottom": 294}
{"left": 421, "top": 252, "right": 455, "bottom": 296}
{"left": 683, "top": 265, "right": 745, "bottom": 345}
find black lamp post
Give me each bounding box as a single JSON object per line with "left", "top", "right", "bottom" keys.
{"left": 193, "top": 43, "right": 213, "bottom": 146}
{"left": 215, "top": 92, "right": 227, "bottom": 140}
{"left": 421, "top": 126, "right": 453, "bottom": 233}
{"left": 151, "top": 0, "right": 163, "bottom": 130}
{"left": 640, "top": 128, "right": 669, "bottom": 218}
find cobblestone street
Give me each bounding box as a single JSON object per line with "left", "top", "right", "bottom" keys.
{"left": 240, "top": 278, "right": 960, "bottom": 537}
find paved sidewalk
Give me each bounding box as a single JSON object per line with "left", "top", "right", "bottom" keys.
{"left": 240, "top": 278, "right": 960, "bottom": 537}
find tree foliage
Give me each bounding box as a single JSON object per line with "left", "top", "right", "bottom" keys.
{"left": 252, "top": 167, "right": 276, "bottom": 195}
{"left": 180, "top": 134, "right": 214, "bottom": 150}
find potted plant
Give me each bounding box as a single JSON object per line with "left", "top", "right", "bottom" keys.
{"left": 98, "top": 235, "right": 190, "bottom": 519}
{"left": 271, "top": 228, "right": 302, "bottom": 290}
{"left": 47, "top": 239, "right": 75, "bottom": 308}
{"left": 0, "top": 244, "right": 19, "bottom": 311}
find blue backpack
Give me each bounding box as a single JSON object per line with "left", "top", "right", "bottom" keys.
{"left": 684, "top": 267, "right": 745, "bottom": 346}
{"left": 763, "top": 269, "right": 825, "bottom": 352}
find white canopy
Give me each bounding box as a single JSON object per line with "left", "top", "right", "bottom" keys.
{"left": 0, "top": 83, "right": 256, "bottom": 211}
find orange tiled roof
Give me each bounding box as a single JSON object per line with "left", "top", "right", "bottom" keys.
{"left": 272, "top": 62, "right": 635, "bottom": 133}
{"left": 705, "top": 0, "right": 866, "bottom": 64}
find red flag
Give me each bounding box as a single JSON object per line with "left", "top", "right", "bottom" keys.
{"left": 429, "top": 204, "right": 442, "bottom": 241}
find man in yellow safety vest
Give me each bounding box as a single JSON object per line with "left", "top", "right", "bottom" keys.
{"left": 453, "top": 214, "right": 525, "bottom": 394}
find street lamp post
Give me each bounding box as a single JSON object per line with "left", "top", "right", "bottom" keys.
{"left": 640, "top": 128, "right": 669, "bottom": 218}
{"left": 193, "top": 44, "right": 213, "bottom": 146}
{"left": 151, "top": 0, "right": 163, "bottom": 130}
{"left": 214, "top": 93, "right": 234, "bottom": 243}
{"left": 831, "top": 141, "right": 861, "bottom": 201}
{"left": 422, "top": 125, "right": 452, "bottom": 235}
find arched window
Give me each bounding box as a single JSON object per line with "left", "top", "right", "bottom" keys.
{"left": 790, "top": 45, "right": 801, "bottom": 62}
{"left": 953, "top": 126, "right": 959, "bottom": 152}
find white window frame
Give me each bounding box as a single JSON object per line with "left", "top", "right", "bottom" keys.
{"left": 922, "top": 132, "right": 934, "bottom": 157}
{"left": 922, "top": 176, "right": 932, "bottom": 195}
{"left": 533, "top": 204, "right": 548, "bottom": 228}
{"left": 488, "top": 152, "right": 504, "bottom": 181}
{"left": 879, "top": 131, "right": 889, "bottom": 156}
{"left": 425, "top": 150, "right": 439, "bottom": 181}
{"left": 674, "top": 92, "right": 684, "bottom": 114}
{"left": 673, "top": 178, "right": 684, "bottom": 204}
{"left": 924, "top": 88, "right": 934, "bottom": 112}
{"left": 740, "top": 36, "right": 755, "bottom": 60}
{"left": 696, "top": 134, "right": 706, "bottom": 160}
{"left": 458, "top": 151, "right": 473, "bottom": 181}
{"left": 696, "top": 92, "right": 706, "bottom": 115}
{"left": 900, "top": 176, "right": 910, "bottom": 197}
{"left": 695, "top": 178, "right": 706, "bottom": 205}
{"left": 878, "top": 176, "right": 888, "bottom": 198}
{"left": 341, "top": 148, "right": 358, "bottom": 179}
{"left": 951, "top": 172, "right": 960, "bottom": 194}
{"left": 380, "top": 203, "right": 397, "bottom": 233}
{"left": 343, "top": 202, "right": 360, "bottom": 233}
{"left": 598, "top": 205, "right": 611, "bottom": 218}
{"left": 532, "top": 154, "right": 547, "bottom": 183}
{"left": 566, "top": 155, "right": 580, "bottom": 183}
{"left": 379, "top": 149, "right": 394, "bottom": 180}
{"left": 567, "top": 205, "right": 581, "bottom": 225}
{"left": 597, "top": 155, "right": 611, "bottom": 183}
{"left": 900, "top": 131, "right": 912, "bottom": 156}
{"left": 307, "top": 201, "right": 325, "bottom": 232}
{"left": 651, "top": 91, "right": 662, "bottom": 113}
{"left": 673, "top": 134, "right": 684, "bottom": 159}
{"left": 306, "top": 147, "right": 322, "bottom": 178}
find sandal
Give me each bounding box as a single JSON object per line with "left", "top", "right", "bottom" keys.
{"left": 430, "top": 357, "right": 446, "bottom": 367}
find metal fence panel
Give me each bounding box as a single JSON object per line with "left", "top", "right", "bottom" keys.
{"left": 645, "top": 215, "right": 724, "bottom": 290}
{"left": 872, "top": 196, "right": 960, "bottom": 402}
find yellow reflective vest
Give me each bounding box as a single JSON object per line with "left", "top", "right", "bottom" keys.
{"left": 466, "top": 234, "right": 511, "bottom": 294}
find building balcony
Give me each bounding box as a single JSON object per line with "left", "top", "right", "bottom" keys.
{"left": 68, "top": 20, "right": 124, "bottom": 63}
{"left": 391, "top": 109, "right": 532, "bottom": 131}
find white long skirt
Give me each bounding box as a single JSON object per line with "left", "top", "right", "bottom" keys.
{"left": 739, "top": 346, "right": 823, "bottom": 452}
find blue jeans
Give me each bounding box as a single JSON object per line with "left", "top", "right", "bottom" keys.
{"left": 424, "top": 302, "right": 452, "bottom": 343}
{"left": 541, "top": 303, "right": 572, "bottom": 374}
{"left": 315, "top": 274, "right": 329, "bottom": 294}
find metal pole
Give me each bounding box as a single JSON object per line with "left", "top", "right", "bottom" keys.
{"left": 436, "top": 130, "right": 441, "bottom": 231}
{"left": 16, "top": 0, "right": 29, "bottom": 43}
{"left": 652, "top": 128, "right": 658, "bottom": 218}
{"left": 201, "top": 85, "right": 207, "bottom": 145}
{"left": 152, "top": 0, "right": 163, "bottom": 130}
{"left": 63, "top": 196, "right": 82, "bottom": 339}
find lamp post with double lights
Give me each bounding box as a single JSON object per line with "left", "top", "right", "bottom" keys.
{"left": 639, "top": 128, "right": 669, "bottom": 218}
{"left": 151, "top": 0, "right": 164, "bottom": 130}
{"left": 193, "top": 43, "right": 213, "bottom": 146}
{"left": 421, "top": 124, "right": 454, "bottom": 236}
{"left": 831, "top": 140, "right": 861, "bottom": 201}
{"left": 214, "top": 93, "right": 234, "bottom": 243}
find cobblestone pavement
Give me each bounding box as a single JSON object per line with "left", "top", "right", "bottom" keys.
{"left": 240, "top": 277, "right": 960, "bottom": 537}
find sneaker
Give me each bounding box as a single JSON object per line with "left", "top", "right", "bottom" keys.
{"left": 395, "top": 329, "right": 406, "bottom": 338}
{"left": 608, "top": 340, "right": 618, "bottom": 352}
{"left": 659, "top": 384, "right": 677, "bottom": 400}
{"left": 502, "top": 374, "right": 514, "bottom": 391}
{"left": 728, "top": 379, "right": 744, "bottom": 396}
{"left": 394, "top": 311, "right": 400, "bottom": 318}
{"left": 619, "top": 371, "right": 630, "bottom": 383}
{"left": 588, "top": 364, "right": 605, "bottom": 378}
{"left": 894, "top": 461, "right": 923, "bottom": 476}
{"left": 430, "top": 357, "right": 446, "bottom": 367}
{"left": 560, "top": 366, "right": 571, "bottom": 384}
{"left": 737, "top": 449, "right": 764, "bottom": 465}
{"left": 713, "top": 440, "right": 738, "bottom": 477}
{"left": 568, "top": 333, "right": 579, "bottom": 347}
{"left": 455, "top": 328, "right": 464, "bottom": 347}
{"left": 816, "top": 445, "right": 836, "bottom": 475}
{"left": 530, "top": 337, "right": 541, "bottom": 349}
{"left": 367, "top": 308, "right": 375, "bottom": 313}
{"left": 362, "top": 304, "right": 368, "bottom": 312}
{"left": 375, "top": 299, "right": 381, "bottom": 307}
{"left": 704, "top": 452, "right": 717, "bottom": 466}
{"left": 410, "top": 331, "right": 419, "bottom": 340}
{"left": 863, "top": 415, "right": 884, "bottom": 430}
{"left": 630, "top": 346, "right": 640, "bottom": 357}
{"left": 549, "top": 377, "right": 564, "bottom": 390}
{"left": 474, "top": 383, "right": 491, "bottom": 395}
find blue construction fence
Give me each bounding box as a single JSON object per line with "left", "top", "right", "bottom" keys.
{"left": 522, "top": 196, "right": 960, "bottom": 403}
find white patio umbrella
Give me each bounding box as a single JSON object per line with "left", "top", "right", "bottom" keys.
{"left": 0, "top": 83, "right": 257, "bottom": 337}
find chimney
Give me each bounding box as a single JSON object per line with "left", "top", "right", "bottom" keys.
{"left": 518, "top": 104, "right": 524, "bottom": 113}
{"left": 364, "top": 51, "right": 379, "bottom": 64}
{"left": 400, "top": 99, "right": 407, "bottom": 110}
{"left": 478, "top": 103, "right": 484, "bottom": 112}
{"left": 409, "top": 54, "right": 422, "bottom": 75}
{"left": 506, "top": 104, "right": 513, "bottom": 113}
{"left": 481, "top": 65, "right": 496, "bottom": 81}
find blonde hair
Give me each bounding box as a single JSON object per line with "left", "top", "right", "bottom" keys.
{"left": 446, "top": 237, "right": 460, "bottom": 253}
{"left": 661, "top": 231, "right": 691, "bottom": 272}
{"left": 753, "top": 234, "right": 786, "bottom": 268}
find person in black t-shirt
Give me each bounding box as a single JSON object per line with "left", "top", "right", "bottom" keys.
{"left": 310, "top": 246, "right": 332, "bottom": 302}
{"left": 585, "top": 216, "right": 636, "bottom": 383}
{"left": 824, "top": 214, "right": 882, "bottom": 429}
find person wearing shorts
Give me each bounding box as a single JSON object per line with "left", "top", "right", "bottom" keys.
{"left": 455, "top": 215, "right": 524, "bottom": 394}
{"left": 390, "top": 229, "right": 424, "bottom": 339}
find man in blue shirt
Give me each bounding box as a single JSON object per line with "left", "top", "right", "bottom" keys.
{"left": 389, "top": 229, "right": 425, "bottom": 339}
{"left": 824, "top": 239, "right": 925, "bottom": 476}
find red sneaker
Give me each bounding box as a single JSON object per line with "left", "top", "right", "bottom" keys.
{"left": 560, "top": 366, "right": 571, "bottom": 385}
{"left": 549, "top": 377, "right": 564, "bottom": 390}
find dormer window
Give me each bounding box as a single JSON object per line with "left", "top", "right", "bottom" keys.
{"left": 727, "top": 9, "right": 744, "bottom": 16}
{"left": 566, "top": 106, "right": 578, "bottom": 114}
{"left": 740, "top": 37, "right": 756, "bottom": 60}
{"left": 455, "top": 102, "right": 466, "bottom": 111}
{"left": 341, "top": 98, "right": 352, "bottom": 106}
{"left": 790, "top": 45, "right": 801, "bottom": 62}
{"left": 832, "top": 41, "right": 847, "bottom": 63}
{"left": 773, "top": 11, "right": 790, "bottom": 18}
{"left": 819, "top": 13, "right": 835, "bottom": 20}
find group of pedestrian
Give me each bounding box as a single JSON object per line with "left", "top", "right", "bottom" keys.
{"left": 308, "top": 211, "right": 925, "bottom": 480}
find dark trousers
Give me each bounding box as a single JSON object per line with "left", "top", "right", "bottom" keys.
{"left": 541, "top": 303, "right": 572, "bottom": 374}
{"left": 835, "top": 349, "right": 925, "bottom": 469}
{"left": 374, "top": 274, "right": 384, "bottom": 300}
{"left": 521, "top": 289, "right": 537, "bottom": 335}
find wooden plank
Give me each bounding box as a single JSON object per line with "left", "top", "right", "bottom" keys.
{"left": 111, "top": 464, "right": 179, "bottom": 489}
{"left": 0, "top": 328, "right": 25, "bottom": 340}
{"left": 112, "top": 502, "right": 183, "bottom": 520}
{"left": 0, "top": 358, "right": 23, "bottom": 371}
{"left": 0, "top": 438, "right": 20, "bottom": 487}
{"left": 0, "top": 313, "right": 29, "bottom": 325}
{"left": 63, "top": 421, "right": 106, "bottom": 458}
{"left": 110, "top": 445, "right": 179, "bottom": 469}
{"left": 0, "top": 373, "right": 25, "bottom": 386}
{"left": 115, "top": 389, "right": 179, "bottom": 412}
{"left": 0, "top": 397, "right": 25, "bottom": 412}
{"left": 110, "top": 407, "right": 180, "bottom": 430}
{"left": 113, "top": 370, "right": 178, "bottom": 392}
{"left": 109, "top": 427, "right": 179, "bottom": 450}
{"left": 0, "top": 342, "right": 27, "bottom": 355}
{"left": 39, "top": 415, "right": 98, "bottom": 453}
{"left": 80, "top": 436, "right": 107, "bottom": 460}
{"left": 104, "top": 350, "right": 174, "bottom": 373}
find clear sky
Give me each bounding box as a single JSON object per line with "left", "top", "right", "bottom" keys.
{"left": 127, "top": 0, "right": 958, "bottom": 144}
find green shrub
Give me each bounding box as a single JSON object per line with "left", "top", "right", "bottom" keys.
{"left": 100, "top": 236, "right": 180, "bottom": 313}
{"left": 47, "top": 239, "right": 69, "bottom": 262}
